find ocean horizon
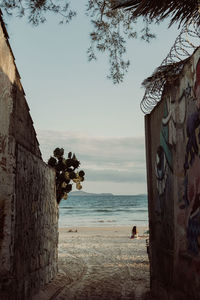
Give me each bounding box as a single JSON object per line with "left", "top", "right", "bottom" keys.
{"left": 59, "top": 194, "right": 148, "bottom": 228}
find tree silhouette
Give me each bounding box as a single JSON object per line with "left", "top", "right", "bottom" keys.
{"left": 3, "top": 1, "right": 197, "bottom": 83}
{"left": 0, "top": 0, "right": 156, "bottom": 84}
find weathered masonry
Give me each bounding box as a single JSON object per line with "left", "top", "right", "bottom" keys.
{"left": 145, "top": 47, "right": 200, "bottom": 300}
{"left": 0, "top": 12, "right": 58, "bottom": 300}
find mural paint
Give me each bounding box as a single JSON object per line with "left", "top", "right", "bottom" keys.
{"left": 154, "top": 58, "right": 200, "bottom": 256}
{"left": 155, "top": 72, "right": 191, "bottom": 252}
{"left": 161, "top": 58, "right": 200, "bottom": 256}
{"left": 154, "top": 95, "right": 179, "bottom": 250}
{"left": 155, "top": 90, "right": 186, "bottom": 213}
{"left": 182, "top": 59, "right": 200, "bottom": 255}
{"left": 155, "top": 101, "right": 172, "bottom": 216}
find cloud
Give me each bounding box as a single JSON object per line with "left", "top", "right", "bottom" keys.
{"left": 37, "top": 130, "right": 146, "bottom": 185}
{"left": 84, "top": 169, "right": 146, "bottom": 183}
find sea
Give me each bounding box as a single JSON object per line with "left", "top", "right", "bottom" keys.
{"left": 59, "top": 194, "right": 148, "bottom": 227}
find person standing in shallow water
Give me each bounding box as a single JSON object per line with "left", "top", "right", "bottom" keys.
{"left": 131, "top": 226, "right": 138, "bottom": 239}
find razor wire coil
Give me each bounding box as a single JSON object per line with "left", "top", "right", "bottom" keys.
{"left": 140, "top": 22, "right": 200, "bottom": 114}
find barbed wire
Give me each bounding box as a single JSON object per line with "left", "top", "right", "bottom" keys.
{"left": 140, "top": 22, "right": 200, "bottom": 114}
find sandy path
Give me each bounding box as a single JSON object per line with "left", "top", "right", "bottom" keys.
{"left": 53, "top": 227, "right": 150, "bottom": 300}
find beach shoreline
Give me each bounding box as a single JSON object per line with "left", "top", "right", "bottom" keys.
{"left": 58, "top": 226, "right": 150, "bottom": 299}
{"left": 59, "top": 225, "right": 148, "bottom": 235}
{"left": 34, "top": 226, "right": 150, "bottom": 299}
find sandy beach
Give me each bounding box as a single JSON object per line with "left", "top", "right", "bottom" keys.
{"left": 34, "top": 226, "right": 150, "bottom": 300}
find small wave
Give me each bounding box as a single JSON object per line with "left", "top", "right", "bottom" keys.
{"left": 95, "top": 209, "right": 112, "bottom": 212}
{"left": 130, "top": 210, "right": 148, "bottom": 213}
{"left": 60, "top": 207, "right": 75, "bottom": 209}
{"left": 94, "top": 208, "right": 146, "bottom": 213}
{"left": 96, "top": 219, "right": 116, "bottom": 223}
{"left": 131, "top": 219, "right": 147, "bottom": 221}
{"left": 60, "top": 207, "right": 148, "bottom": 213}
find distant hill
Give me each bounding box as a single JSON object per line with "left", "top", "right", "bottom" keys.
{"left": 70, "top": 191, "right": 114, "bottom": 196}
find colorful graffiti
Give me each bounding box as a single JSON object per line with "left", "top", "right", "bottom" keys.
{"left": 154, "top": 63, "right": 200, "bottom": 255}
{"left": 154, "top": 95, "right": 179, "bottom": 250}
{"left": 155, "top": 87, "right": 186, "bottom": 213}
{"left": 183, "top": 58, "right": 200, "bottom": 255}
{"left": 154, "top": 57, "right": 200, "bottom": 255}
{"left": 155, "top": 99, "right": 173, "bottom": 192}
{"left": 155, "top": 100, "right": 172, "bottom": 216}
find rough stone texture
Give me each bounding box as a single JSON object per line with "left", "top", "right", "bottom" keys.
{"left": 0, "top": 13, "right": 16, "bottom": 282}
{"left": 0, "top": 11, "right": 58, "bottom": 300}
{"left": 10, "top": 81, "right": 41, "bottom": 158}
{"left": 145, "top": 47, "right": 200, "bottom": 300}
{"left": 13, "top": 145, "right": 58, "bottom": 300}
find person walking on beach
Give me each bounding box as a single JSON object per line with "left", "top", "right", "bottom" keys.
{"left": 131, "top": 226, "right": 138, "bottom": 239}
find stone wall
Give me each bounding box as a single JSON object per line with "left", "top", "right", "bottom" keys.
{"left": 0, "top": 11, "right": 58, "bottom": 300}
{"left": 14, "top": 145, "right": 58, "bottom": 299}
{"left": 145, "top": 47, "right": 200, "bottom": 300}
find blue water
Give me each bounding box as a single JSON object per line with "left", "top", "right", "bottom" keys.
{"left": 59, "top": 194, "right": 148, "bottom": 227}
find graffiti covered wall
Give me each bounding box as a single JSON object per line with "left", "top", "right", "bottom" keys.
{"left": 145, "top": 47, "right": 200, "bottom": 300}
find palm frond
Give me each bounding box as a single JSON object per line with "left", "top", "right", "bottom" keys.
{"left": 111, "top": 0, "right": 199, "bottom": 27}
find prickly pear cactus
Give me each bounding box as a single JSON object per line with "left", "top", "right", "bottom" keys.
{"left": 48, "top": 148, "right": 85, "bottom": 204}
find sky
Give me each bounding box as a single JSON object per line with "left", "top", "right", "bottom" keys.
{"left": 4, "top": 1, "right": 180, "bottom": 194}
